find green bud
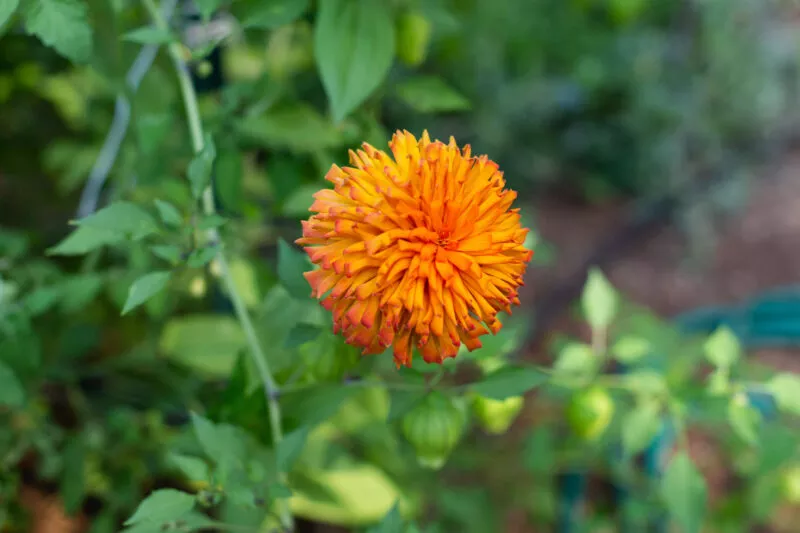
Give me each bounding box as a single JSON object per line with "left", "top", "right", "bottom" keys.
{"left": 402, "top": 391, "right": 466, "bottom": 469}
{"left": 471, "top": 394, "right": 524, "bottom": 435}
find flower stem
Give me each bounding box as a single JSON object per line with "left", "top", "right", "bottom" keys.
{"left": 142, "top": 1, "right": 293, "bottom": 530}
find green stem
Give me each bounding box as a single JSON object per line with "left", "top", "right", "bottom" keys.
{"left": 142, "top": 1, "right": 293, "bottom": 530}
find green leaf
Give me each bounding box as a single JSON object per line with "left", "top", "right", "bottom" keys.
{"left": 470, "top": 366, "right": 547, "bottom": 400}
{"left": 611, "top": 336, "right": 650, "bottom": 364}
{"left": 282, "top": 385, "right": 356, "bottom": 428}
{"left": 367, "top": 503, "right": 404, "bottom": 533}
{"left": 238, "top": 0, "right": 310, "bottom": 29}
{"left": 237, "top": 104, "right": 342, "bottom": 153}
{"left": 727, "top": 394, "right": 760, "bottom": 446}
{"left": 188, "top": 413, "right": 249, "bottom": 479}
{"left": 277, "top": 426, "right": 310, "bottom": 473}
{"left": 167, "top": 453, "right": 210, "bottom": 483}
{"left": 703, "top": 326, "right": 741, "bottom": 369}
{"left": 122, "top": 26, "right": 174, "bottom": 45}
{"left": 76, "top": 201, "right": 159, "bottom": 239}
{"left": 314, "top": 0, "right": 395, "bottom": 122}
{"left": 188, "top": 135, "right": 217, "bottom": 199}
{"left": 394, "top": 76, "right": 470, "bottom": 113}
{"left": 160, "top": 315, "right": 245, "bottom": 377}
{"left": 47, "top": 225, "right": 123, "bottom": 256}
{"left": 154, "top": 199, "right": 183, "bottom": 227}
{"left": 24, "top": 0, "right": 93, "bottom": 63}
{"left": 661, "top": 452, "right": 707, "bottom": 533}
{"left": 766, "top": 373, "right": 800, "bottom": 415}
{"left": 150, "top": 244, "right": 183, "bottom": 265}
{"left": 282, "top": 184, "right": 323, "bottom": 217}
{"left": 124, "top": 489, "right": 196, "bottom": 526}
{"left": 0, "top": 0, "right": 19, "bottom": 29}
{"left": 187, "top": 246, "right": 218, "bottom": 268}
{"left": 195, "top": 0, "right": 223, "bottom": 22}
{"left": 59, "top": 273, "right": 104, "bottom": 313}
{"left": 197, "top": 214, "right": 227, "bottom": 230}
{"left": 581, "top": 268, "right": 618, "bottom": 330}
{"left": 552, "top": 342, "right": 597, "bottom": 380}
{"left": 122, "top": 271, "right": 171, "bottom": 315}
{"left": 285, "top": 323, "right": 322, "bottom": 349}
{"left": 0, "top": 361, "right": 25, "bottom": 407}
{"left": 278, "top": 238, "right": 312, "bottom": 299}
{"left": 621, "top": 401, "right": 660, "bottom": 456}
{"left": 60, "top": 437, "right": 85, "bottom": 514}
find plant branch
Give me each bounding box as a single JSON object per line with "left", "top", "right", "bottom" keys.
{"left": 142, "top": 0, "right": 293, "bottom": 530}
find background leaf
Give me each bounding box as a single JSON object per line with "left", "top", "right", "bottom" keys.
{"left": 661, "top": 452, "right": 707, "bottom": 533}
{"left": 122, "top": 271, "right": 171, "bottom": 315}
{"left": 24, "top": 0, "right": 93, "bottom": 63}
{"left": 470, "top": 366, "right": 547, "bottom": 400}
{"left": 124, "top": 489, "right": 196, "bottom": 526}
{"left": 394, "top": 76, "right": 470, "bottom": 113}
{"left": 314, "top": 0, "right": 395, "bottom": 121}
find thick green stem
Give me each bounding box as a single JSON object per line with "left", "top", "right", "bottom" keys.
{"left": 142, "top": 1, "right": 293, "bottom": 530}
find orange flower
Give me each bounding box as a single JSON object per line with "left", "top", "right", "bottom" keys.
{"left": 296, "top": 130, "right": 533, "bottom": 367}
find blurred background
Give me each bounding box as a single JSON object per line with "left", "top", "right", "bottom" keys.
{"left": 1, "top": 0, "right": 800, "bottom": 532}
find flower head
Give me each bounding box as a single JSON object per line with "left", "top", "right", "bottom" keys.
{"left": 296, "top": 130, "right": 533, "bottom": 367}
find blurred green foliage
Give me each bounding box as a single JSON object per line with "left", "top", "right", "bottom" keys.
{"left": 1, "top": 1, "right": 799, "bottom": 533}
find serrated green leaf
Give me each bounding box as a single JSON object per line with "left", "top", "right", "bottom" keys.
{"left": 188, "top": 135, "right": 216, "bottom": 199}
{"left": 277, "top": 238, "right": 312, "bottom": 299}
{"left": 154, "top": 199, "right": 183, "bottom": 227}
{"left": 703, "top": 326, "right": 741, "bottom": 369}
{"left": 47, "top": 225, "right": 124, "bottom": 256}
{"left": 314, "top": 0, "right": 395, "bottom": 122}
{"left": 124, "top": 489, "right": 195, "bottom": 526}
{"left": 285, "top": 323, "right": 322, "bottom": 349}
{"left": 237, "top": 0, "right": 310, "bottom": 29}
{"left": 150, "top": 244, "right": 183, "bottom": 265}
{"left": 621, "top": 401, "right": 660, "bottom": 456}
{"left": 387, "top": 390, "right": 424, "bottom": 421}
{"left": 0, "top": 0, "right": 19, "bottom": 29}
{"left": 122, "top": 271, "right": 171, "bottom": 315}
{"left": 24, "top": 0, "right": 93, "bottom": 63}
{"left": 470, "top": 366, "right": 547, "bottom": 400}
{"left": 611, "top": 336, "right": 650, "bottom": 364}
{"left": 187, "top": 413, "right": 249, "bottom": 480}
{"left": 661, "top": 453, "right": 707, "bottom": 533}
{"left": 581, "top": 268, "right": 618, "bottom": 330}
{"left": 766, "top": 373, "right": 800, "bottom": 415}
{"left": 76, "top": 201, "right": 159, "bottom": 239}
{"left": 395, "top": 76, "right": 470, "bottom": 113}
{"left": 0, "top": 361, "right": 25, "bottom": 407}
{"left": 277, "top": 426, "right": 310, "bottom": 473}
{"left": 187, "top": 246, "right": 218, "bottom": 268}
{"left": 122, "top": 25, "right": 174, "bottom": 44}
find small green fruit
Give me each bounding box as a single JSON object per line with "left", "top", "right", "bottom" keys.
{"left": 472, "top": 394, "right": 524, "bottom": 435}
{"left": 566, "top": 386, "right": 615, "bottom": 441}
{"left": 402, "top": 392, "right": 466, "bottom": 469}
{"left": 396, "top": 11, "right": 432, "bottom": 67}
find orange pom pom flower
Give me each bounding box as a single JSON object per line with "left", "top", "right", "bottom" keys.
{"left": 296, "top": 130, "right": 533, "bottom": 367}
